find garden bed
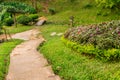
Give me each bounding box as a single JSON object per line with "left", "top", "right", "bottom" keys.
{"left": 63, "top": 20, "right": 120, "bottom": 61}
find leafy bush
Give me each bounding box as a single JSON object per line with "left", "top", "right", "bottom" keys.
{"left": 62, "top": 37, "right": 120, "bottom": 61}
{"left": 95, "top": 0, "right": 120, "bottom": 9}
{"left": 1, "top": 2, "right": 36, "bottom": 14}
{"left": 29, "top": 14, "right": 38, "bottom": 21}
{"left": 83, "top": 3, "right": 93, "bottom": 9}
{"left": 64, "top": 20, "right": 120, "bottom": 61}
{"left": 4, "top": 18, "right": 14, "bottom": 26}
{"left": 65, "top": 20, "right": 120, "bottom": 49}
{"left": 48, "top": 8, "right": 56, "bottom": 15}
{"left": 17, "top": 15, "right": 32, "bottom": 25}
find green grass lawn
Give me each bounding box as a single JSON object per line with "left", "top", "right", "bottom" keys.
{"left": 5, "top": 25, "right": 33, "bottom": 34}
{"left": 39, "top": 24, "right": 120, "bottom": 80}
{"left": 38, "top": 3, "right": 120, "bottom": 79}
{"left": 0, "top": 39, "right": 23, "bottom": 80}
{"left": 47, "top": 8, "right": 120, "bottom": 27}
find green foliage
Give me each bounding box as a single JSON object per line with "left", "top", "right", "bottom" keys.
{"left": 39, "top": 24, "right": 120, "bottom": 80}
{"left": 17, "top": 15, "right": 32, "bottom": 25}
{"left": 0, "top": 9, "right": 7, "bottom": 22}
{"left": 0, "top": 1, "right": 36, "bottom": 28}
{"left": 62, "top": 37, "right": 120, "bottom": 61}
{"left": 65, "top": 20, "right": 120, "bottom": 50}
{"left": 0, "top": 0, "right": 3, "bottom": 3}
{"left": 95, "top": 0, "right": 120, "bottom": 9}
{"left": 64, "top": 20, "right": 120, "bottom": 61}
{"left": 0, "top": 8, "right": 7, "bottom": 33}
{"left": 0, "top": 2, "right": 36, "bottom": 13}
{"left": 4, "top": 18, "right": 14, "bottom": 26}
{"left": 48, "top": 8, "right": 56, "bottom": 15}
{"left": 28, "top": 14, "right": 38, "bottom": 21}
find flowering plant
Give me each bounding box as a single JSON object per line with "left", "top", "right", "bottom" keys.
{"left": 64, "top": 20, "right": 120, "bottom": 50}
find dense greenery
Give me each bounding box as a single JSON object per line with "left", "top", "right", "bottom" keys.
{"left": 28, "top": 14, "right": 38, "bottom": 22}
{"left": 1, "top": 0, "right": 120, "bottom": 80}
{"left": 0, "top": 1, "right": 36, "bottom": 27}
{"left": 0, "top": 40, "right": 23, "bottom": 80}
{"left": 65, "top": 20, "right": 120, "bottom": 49}
{"left": 0, "top": 2, "right": 36, "bottom": 14}
{"left": 4, "top": 18, "right": 14, "bottom": 26}
{"left": 62, "top": 37, "right": 120, "bottom": 61}
{"left": 17, "top": 15, "right": 32, "bottom": 25}
{"left": 37, "top": 0, "right": 120, "bottom": 79}
{"left": 95, "top": 0, "right": 120, "bottom": 9}
{"left": 64, "top": 20, "right": 120, "bottom": 60}
{"left": 17, "top": 14, "right": 39, "bottom": 25}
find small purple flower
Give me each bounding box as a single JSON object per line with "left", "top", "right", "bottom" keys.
{"left": 90, "top": 34, "right": 94, "bottom": 37}
{"left": 109, "top": 28, "right": 112, "bottom": 30}
{"left": 118, "top": 32, "right": 120, "bottom": 35}
{"left": 96, "top": 27, "right": 99, "bottom": 31}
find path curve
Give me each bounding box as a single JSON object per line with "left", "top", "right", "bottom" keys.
{"left": 6, "top": 29, "right": 60, "bottom": 80}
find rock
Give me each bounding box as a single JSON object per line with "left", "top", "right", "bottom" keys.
{"left": 50, "top": 32, "right": 56, "bottom": 36}
{"left": 35, "top": 16, "right": 47, "bottom": 26}
{"left": 36, "top": 20, "right": 46, "bottom": 26}
{"left": 57, "top": 33, "right": 63, "bottom": 36}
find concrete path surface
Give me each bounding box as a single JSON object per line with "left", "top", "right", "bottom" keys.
{"left": 6, "top": 29, "right": 60, "bottom": 80}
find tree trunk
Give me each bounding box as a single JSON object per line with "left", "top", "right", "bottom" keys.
{"left": 3, "top": 28, "right": 7, "bottom": 41}
{"left": 34, "top": 0, "right": 37, "bottom": 10}
{"left": 13, "top": 13, "right": 17, "bottom": 27}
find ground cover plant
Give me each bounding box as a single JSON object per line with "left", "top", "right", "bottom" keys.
{"left": 0, "top": 39, "right": 22, "bottom": 80}
{"left": 63, "top": 20, "right": 120, "bottom": 61}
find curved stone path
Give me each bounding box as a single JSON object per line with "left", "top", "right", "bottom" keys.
{"left": 6, "top": 29, "right": 60, "bottom": 80}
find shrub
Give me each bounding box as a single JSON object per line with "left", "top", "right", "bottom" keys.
{"left": 83, "top": 3, "right": 93, "bottom": 9}
{"left": 29, "top": 14, "right": 38, "bottom": 21}
{"left": 65, "top": 20, "right": 120, "bottom": 49}
{"left": 95, "top": 0, "right": 120, "bottom": 9}
{"left": 48, "top": 8, "right": 56, "bottom": 15}
{"left": 64, "top": 20, "right": 120, "bottom": 61}
{"left": 4, "top": 18, "right": 14, "bottom": 26}
{"left": 62, "top": 37, "right": 120, "bottom": 61}
{"left": 17, "top": 15, "right": 32, "bottom": 25}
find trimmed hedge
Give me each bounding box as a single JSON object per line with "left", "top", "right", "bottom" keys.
{"left": 61, "top": 37, "right": 120, "bottom": 61}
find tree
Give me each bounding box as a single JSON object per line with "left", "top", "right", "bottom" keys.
{"left": 0, "top": 1, "right": 36, "bottom": 27}
{"left": 0, "top": 9, "right": 11, "bottom": 40}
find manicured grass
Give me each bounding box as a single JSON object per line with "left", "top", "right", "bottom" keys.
{"left": 38, "top": 0, "right": 120, "bottom": 80}
{"left": 0, "top": 39, "right": 23, "bottom": 80}
{"left": 47, "top": 8, "right": 120, "bottom": 27}
{"left": 39, "top": 24, "right": 120, "bottom": 80}
{"left": 5, "top": 25, "right": 33, "bottom": 34}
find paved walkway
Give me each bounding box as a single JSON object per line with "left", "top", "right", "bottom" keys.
{"left": 6, "top": 29, "right": 60, "bottom": 80}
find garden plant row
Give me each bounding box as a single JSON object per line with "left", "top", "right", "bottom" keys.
{"left": 63, "top": 20, "right": 120, "bottom": 61}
